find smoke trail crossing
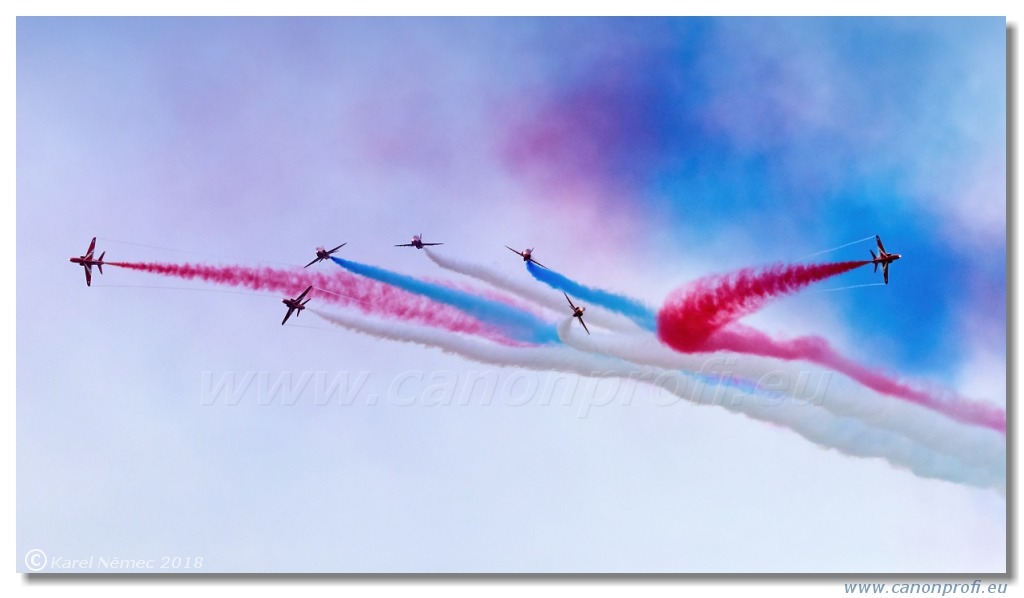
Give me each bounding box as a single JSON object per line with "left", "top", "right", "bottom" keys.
{"left": 526, "top": 260, "right": 657, "bottom": 330}
{"left": 108, "top": 256, "right": 1004, "bottom": 490}
{"left": 424, "top": 248, "right": 640, "bottom": 332}
{"left": 313, "top": 307, "right": 1002, "bottom": 492}
{"left": 658, "top": 260, "right": 868, "bottom": 351}
{"left": 331, "top": 257, "right": 560, "bottom": 345}
{"left": 559, "top": 323, "right": 1005, "bottom": 481}
{"left": 655, "top": 260, "right": 1004, "bottom": 434}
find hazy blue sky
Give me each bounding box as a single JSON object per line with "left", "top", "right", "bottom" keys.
{"left": 17, "top": 17, "right": 1005, "bottom": 573}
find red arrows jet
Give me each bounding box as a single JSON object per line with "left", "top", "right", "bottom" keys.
{"left": 564, "top": 292, "right": 590, "bottom": 335}
{"left": 305, "top": 243, "right": 346, "bottom": 268}
{"left": 395, "top": 234, "right": 443, "bottom": 249}
{"left": 281, "top": 285, "right": 313, "bottom": 325}
{"left": 505, "top": 245, "right": 547, "bottom": 269}
{"left": 69, "top": 237, "right": 106, "bottom": 287}
{"left": 870, "top": 235, "right": 902, "bottom": 284}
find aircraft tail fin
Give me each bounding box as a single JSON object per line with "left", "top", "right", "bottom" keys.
{"left": 97, "top": 252, "right": 105, "bottom": 274}
{"left": 870, "top": 250, "right": 878, "bottom": 272}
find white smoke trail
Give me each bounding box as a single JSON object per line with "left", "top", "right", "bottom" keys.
{"left": 806, "top": 282, "right": 887, "bottom": 294}
{"left": 313, "top": 307, "right": 651, "bottom": 381}
{"left": 557, "top": 322, "right": 1004, "bottom": 488}
{"left": 98, "top": 236, "right": 294, "bottom": 266}
{"left": 423, "top": 248, "right": 640, "bottom": 333}
{"left": 92, "top": 283, "right": 267, "bottom": 298}
{"left": 795, "top": 236, "right": 875, "bottom": 261}
{"left": 312, "top": 307, "right": 1002, "bottom": 491}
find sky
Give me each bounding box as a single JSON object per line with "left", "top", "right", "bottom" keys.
{"left": 15, "top": 17, "right": 1007, "bottom": 574}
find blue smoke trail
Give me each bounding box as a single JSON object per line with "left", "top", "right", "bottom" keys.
{"left": 526, "top": 261, "right": 657, "bottom": 331}
{"left": 332, "top": 257, "right": 560, "bottom": 344}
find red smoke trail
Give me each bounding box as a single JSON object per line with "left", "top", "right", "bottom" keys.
{"left": 709, "top": 326, "right": 1005, "bottom": 434}
{"left": 657, "top": 261, "right": 1005, "bottom": 434}
{"left": 108, "top": 261, "right": 507, "bottom": 341}
{"left": 658, "top": 260, "right": 868, "bottom": 351}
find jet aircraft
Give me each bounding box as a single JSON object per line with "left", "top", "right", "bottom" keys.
{"left": 505, "top": 245, "right": 547, "bottom": 269}
{"left": 870, "top": 235, "right": 901, "bottom": 285}
{"left": 395, "top": 234, "right": 443, "bottom": 249}
{"left": 69, "top": 237, "right": 106, "bottom": 287}
{"left": 281, "top": 285, "right": 313, "bottom": 325}
{"left": 564, "top": 292, "right": 590, "bottom": 335}
{"left": 305, "top": 243, "right": 346, "bottom": 268}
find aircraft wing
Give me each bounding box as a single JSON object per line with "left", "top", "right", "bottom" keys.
{"left": 296, "top": 285, "right": 313, "bottom": 301}
{"left": 422, "top": 242, "right": 443, "bottom": 246}
{"left": 395, "top": 243, "right": 414, "bottom": 247}
{"left": 876, "top": 235, "right": 886, "bottom": 253}
{"left": 304, "top": 257, "right": 321, "bottom": 268}
{"left": 329, "top": 243, "right": 347, "bottom": 253}
{"left": 579, "top": 317, "right": 590, "bottom": 335}
{"left": 564, "top": 292, "right": 576, "bottom": 310}
{"left": 84, "top": 265, "right": 92, "bottom": 287}
{"left": 531, "top": 258, "right": 548, "bottom": 269}
{"left": 85, "top": 237, "right": 96, "bottom": 259}
{"left": 282, "top": 308, "right": 294, "bottom": 325}
{"left": 883, "top": 263, "right": 889, "bottom": 285}
{"left": 505, "top": 246, "right": 523, "bottom": 257}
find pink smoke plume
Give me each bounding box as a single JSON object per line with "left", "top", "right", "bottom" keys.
{"left": 657, "top": 261, "right": 1005, "bottom": 434}
{"left": 108, "top": 261, "right": 509, "bottom": 342}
